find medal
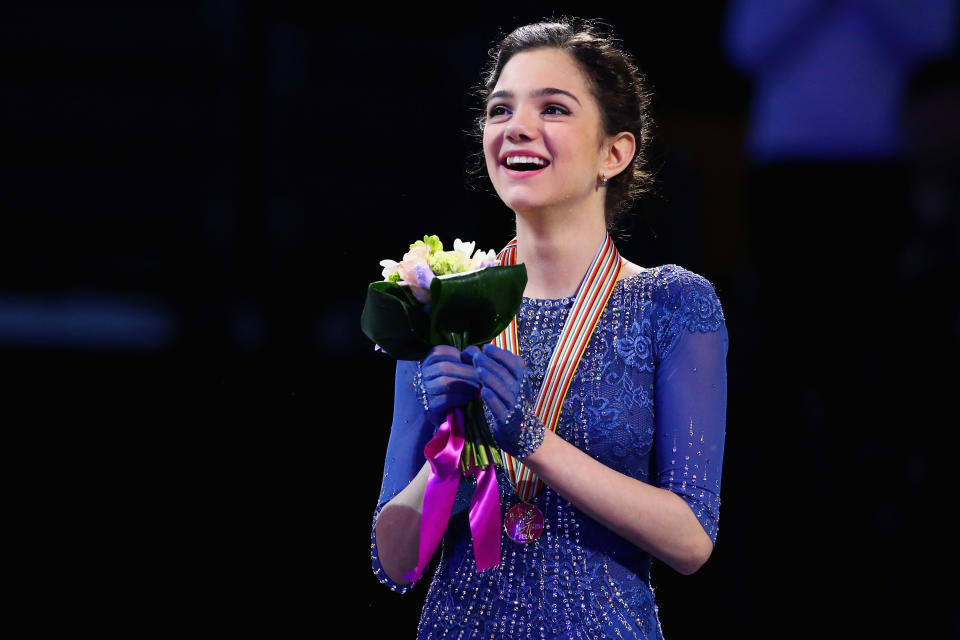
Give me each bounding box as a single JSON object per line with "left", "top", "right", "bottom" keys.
{"left": 504, "top": 501, "right": 544, "bottom": 544}
{"left": 493, "top": 232, "right": 622, "bottom": 543}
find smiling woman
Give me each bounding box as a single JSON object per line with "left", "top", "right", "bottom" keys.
{"left": 370, "top": 16, "right": 730, "bottom": 640}
{"left": 468, "top": 21, "right": 656, "bottom": 238}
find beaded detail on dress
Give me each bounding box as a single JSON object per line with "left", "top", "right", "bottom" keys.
{"left": 371, "top": 264, "right": 729, "bottom": 639}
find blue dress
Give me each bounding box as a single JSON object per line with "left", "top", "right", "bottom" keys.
{"left": 371, "top": 265, "right": 729, "bottom": 639}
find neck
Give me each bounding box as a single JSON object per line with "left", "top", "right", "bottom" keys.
{"left": 514, "top": 209, "right": 608, "bottom": 300}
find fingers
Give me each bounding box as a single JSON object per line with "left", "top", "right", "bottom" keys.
{"left": 481, "top": 344, "right": 526, "bottom": 377}
{"left": 422, "top": 364, "right": 478, "bottom": 388}
{"left": 423, "top": 345, "right": 470, "bottom": 370}
{"left": 480, "top": 386, "right": 508, "bottom": 422}
{"left": 473, "top": 351, "right": 520, "bottom": 410}
{"left": 474, "top": 345, "right": 525, "bottom": 385}
{"left": 431, "top": 344, "right": 522, "bottom": 372}
{"left": 430, "top": 391, "right": 479, "bottom": 412}
{"left": 462, "top": 345, "right": 482, "bottom": 363}
{"left": 421, "top": 344, "right": 528, "bottom": 407}
{"left": 423, "top": 374, "right": 479, "bottom": 399}
{"left": 423, "top": 346, "right": 478, "bottom": 385}
{"left": 419, "top": 343, "right": 528, "bottom": 427}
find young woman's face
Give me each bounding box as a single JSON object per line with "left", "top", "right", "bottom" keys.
{"left": 483, "top": 47, "right": 606, "bottom": 217}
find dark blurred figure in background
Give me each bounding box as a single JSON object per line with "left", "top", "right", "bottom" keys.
{"left": 725, "top": 0, "right": 955, "bottom": 374}
{"left": 724, "top": 0, "right": 958, "bottom": 635}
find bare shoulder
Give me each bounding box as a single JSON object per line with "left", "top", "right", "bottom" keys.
{"left": 617, "top": 258, "right": 647, "bottom": 282}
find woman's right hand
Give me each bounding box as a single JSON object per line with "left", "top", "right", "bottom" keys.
{"left": 418, "top": 345, "right": 481, "bottom": 427}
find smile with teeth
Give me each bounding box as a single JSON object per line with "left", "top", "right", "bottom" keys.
{"left": 504, "top": 156, "right": 550, "bottom": 171}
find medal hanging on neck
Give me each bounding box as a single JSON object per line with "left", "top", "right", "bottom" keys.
{"left": 493, "top": 232, "right": 622, "bottom": 544}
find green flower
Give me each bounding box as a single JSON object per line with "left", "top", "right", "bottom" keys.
{"left": 410, "top": 234, "right": 443, "bottom": 255}
{"left": 429, "top": 250, "right": 469, "bottom": 275}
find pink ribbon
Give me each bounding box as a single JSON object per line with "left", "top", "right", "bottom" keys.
{"left": 402, "top": 406, "right": 502, "bottom": 585}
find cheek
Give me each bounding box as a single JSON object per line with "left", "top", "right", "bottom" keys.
{"left": 554, "top": 139, "right": 594, "bottom": 176}
{"left": 482, "top": 133, "right": 499, "bottom": 172}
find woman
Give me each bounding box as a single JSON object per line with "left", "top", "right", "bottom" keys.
{"left": 371, "top": 17, "right": 729, "bottom": 639}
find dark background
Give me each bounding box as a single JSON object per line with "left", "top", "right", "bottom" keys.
{"left": 3, "top": 2, "right": 957, "bottom": 637}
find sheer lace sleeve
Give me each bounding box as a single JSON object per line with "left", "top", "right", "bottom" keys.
{"left": 653, "top": 269, "right": 729, "bottom": 546}
{"left": 370, "top": 359, "right": 433, "bottom": 594}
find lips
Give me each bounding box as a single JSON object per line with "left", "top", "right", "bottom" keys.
{"left": 499, "top": 150, "right": 551, "bottom": 167}
{"left": 501, "top": 164, "right": 549, "bottom": 179}
{"left": 499, "top": 152, "right": 551, "bottom": 181}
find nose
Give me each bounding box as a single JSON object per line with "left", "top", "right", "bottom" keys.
{"left": 503, "top": 107, "right": 539, "bottom": 142}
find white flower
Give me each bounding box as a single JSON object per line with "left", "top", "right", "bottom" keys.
{"left": 453, "top": 238, "right": 476, "bottom": 260}
{"left": 469, "top": 248, "right": 498, "bottom": 270}
{"left": 379, "top": 259, "right": 399, "bottom": 280}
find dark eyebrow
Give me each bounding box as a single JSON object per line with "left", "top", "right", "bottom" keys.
{"left": 487, "top": 87, "right": 581, "bottom": 106}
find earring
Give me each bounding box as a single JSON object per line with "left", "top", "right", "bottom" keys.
{"left": 599, "top": 170, "right": 608, "bottom": 186}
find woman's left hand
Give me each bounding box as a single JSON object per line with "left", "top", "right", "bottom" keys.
{"left": 464, "top": 344, "right": 546, "bottom": 459}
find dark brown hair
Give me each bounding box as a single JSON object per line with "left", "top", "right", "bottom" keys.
{"left": 466, "top": 16, "right": 657, "bottom": 232}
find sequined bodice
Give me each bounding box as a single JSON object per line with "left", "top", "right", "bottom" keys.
{"left": 371, "top": 264, "right": 729, "bottom": 640}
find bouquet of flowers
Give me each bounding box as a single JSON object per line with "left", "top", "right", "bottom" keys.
{"left": 361, "top": 235, "right": 527, "bottom": 472}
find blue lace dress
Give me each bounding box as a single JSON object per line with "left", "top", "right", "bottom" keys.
{"left": 371, "top": 264, "right": 729, "bottom": 639}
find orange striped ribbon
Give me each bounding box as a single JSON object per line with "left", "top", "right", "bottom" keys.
{"left": 493, "top": 233, "right": 622, "bottom": 500}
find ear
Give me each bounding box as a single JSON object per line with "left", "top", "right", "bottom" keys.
{"left": 601, "top": 132, "right": 636, "bottom": 179}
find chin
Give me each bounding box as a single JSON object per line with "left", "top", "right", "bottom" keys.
{"left": 495, "top": 186, "right": 546, "bottom": 208}
{"left": 504, "top": 200, "right": 553, "bottom": 217}
{"left": 502, "top": 187, "right": 580, "bottom": 215}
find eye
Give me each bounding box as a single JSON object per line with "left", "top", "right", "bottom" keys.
{"left": 486, "top": 104, "right": 570, "bottom": 118}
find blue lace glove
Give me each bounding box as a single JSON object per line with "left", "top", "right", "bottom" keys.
{"left": 464, "top": 344, "right": 545, "bottom": 459}
{"left": 415, "top": 345, "right": 481, "bottom": 428}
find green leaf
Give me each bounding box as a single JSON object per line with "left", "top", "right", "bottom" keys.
{"left": 428, "top": 265, "right": 527, "bottom": 346}
{"left": 360, "top": 281, "right": 432, "bottom": 360}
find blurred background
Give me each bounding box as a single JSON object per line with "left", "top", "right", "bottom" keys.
{"left": 4, "top": 1, "right": 958, "bottom": 637}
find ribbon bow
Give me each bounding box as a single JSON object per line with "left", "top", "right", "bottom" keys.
{"left": 402, "top": 407, "right": 501, "bottom": 584}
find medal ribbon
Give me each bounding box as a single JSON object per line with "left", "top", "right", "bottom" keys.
{"left": 493, "top": 232, "right": 622, "bottom": 500}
